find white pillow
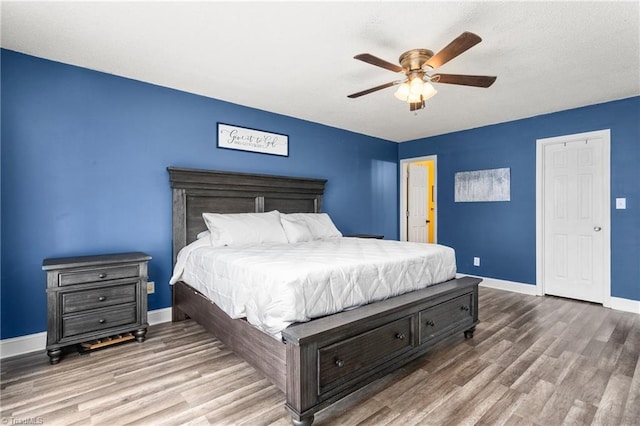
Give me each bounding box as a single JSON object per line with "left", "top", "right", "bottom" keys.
{"left": 282, "top": 213, "right": 342, "bottom": 240}
{"left": 196, "top": 230, "right": 210, "bottom": 240}
{"left": 280, "top": 215, "right": 314, "bottom": 243}
{"left": 202, "top": 210, "right": 289, "bottom": 247}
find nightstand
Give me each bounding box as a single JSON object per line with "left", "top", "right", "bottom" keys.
{"left": 43, "top": 252, "right": 151, "bottom": 364}
{"left": 346, "top": 234, "right": 384, "bottom": 239}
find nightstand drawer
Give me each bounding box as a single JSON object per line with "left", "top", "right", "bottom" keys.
{"left": 62, "top": 283, "right": 137, "bottom": 314}
{"left": 59, "top": 264, "right": 139, "bottom": 286}
{"left": 62, "top": 304, "right": 137, "bottom": 339}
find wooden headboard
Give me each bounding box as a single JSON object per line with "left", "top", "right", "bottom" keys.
{"left": 167, "top": 167, "right": 327, "bottom": 262}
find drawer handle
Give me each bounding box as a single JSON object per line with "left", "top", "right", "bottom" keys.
{"left": 426, "top": 320, "right": 435, "bottom": 327}
{"left": 98, "top": 319, "right": 106, "bottom": 324}
{"left": 335, "top": 359, "right": 345, "bottom": 368}
{"left": 395, "top": 332, "right": 406, "bottom": 340}
{"left": 98, "top": 273, "right": 107, "bottom": 279}
{"left": 460, "top": 305, "right": 470, "bottom": 311}
{"left": 98, "top": 296, "right": 106, "bottom": 302}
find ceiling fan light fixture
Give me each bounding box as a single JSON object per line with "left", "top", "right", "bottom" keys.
{"left": 348, "top": 32, "right": 497, "bottom": 112}
{"left": 348, "top": 32, "right": 496, "bottom": 112}
{"left": 422, "top": 82, "right": 437, "bottom": 100}
{"left": 407, "top": 92, "right": 422, "bottom": 103}
{"left": 409, "top": 76, "right": 425, "bottom": 96}
{"left": 394, "top": 82, "right": 410, "bottom": 101}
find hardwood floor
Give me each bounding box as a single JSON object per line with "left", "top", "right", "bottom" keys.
{"left": 2, "top": 287, "right": 639, "bottom": 425}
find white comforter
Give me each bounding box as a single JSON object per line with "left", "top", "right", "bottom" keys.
{"left": 170, "top": 237, "right": 456, "bottom": 337}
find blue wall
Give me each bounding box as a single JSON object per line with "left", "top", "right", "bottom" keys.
{"left": 2, "top": 48, "right": 638, "bottom": 341}
{"left": 0, "top": 50, "right": 399, "bottom": 339}
{"left": 399, "top": 97, "right": 640, "bottom": 301}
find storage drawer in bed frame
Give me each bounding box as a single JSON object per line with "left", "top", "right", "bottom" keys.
{"left": 317, "top": 315, "right": 414, "bottom": 394}
{"left": 282, "top": 276, "right": 480, "bottom": 424}
{"left": 419, "top": 292, "right": 474, "bottom": 344}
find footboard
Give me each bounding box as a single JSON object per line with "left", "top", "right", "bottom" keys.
{"left": 282, "top": 276, "right": 480, "bottom": 425}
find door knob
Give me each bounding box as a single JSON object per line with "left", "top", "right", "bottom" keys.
{"left": 594, "top": 226, "right": 602, "bottom": 232}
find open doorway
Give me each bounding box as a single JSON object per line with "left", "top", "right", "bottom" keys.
{"left": 400, "top": 156, "right": 437, "bottom": 243}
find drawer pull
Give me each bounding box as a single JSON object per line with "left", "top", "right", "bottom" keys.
{"left": 395, "top": 332, "right": 406, "bottom": 340}
{"left": 426, "top": 320, "right": 435, "bottom": 327}
{"left": 98, "top": 319, "right": 106, "bottom": 324}
{"left": 460, "top": 305, "right": 470, "bottom": 311}
{"left": 335, "top": 359, "right": 345, "bottom": 368}
{"left": 98, "top": 296, "right": 106, "bottom": 302}
{"left": 98, "top": 273, "right": 107, "bottom": 279}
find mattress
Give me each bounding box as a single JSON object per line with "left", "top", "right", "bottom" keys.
{"left": 170, "top": 237, "right": 456, "bottom": 337}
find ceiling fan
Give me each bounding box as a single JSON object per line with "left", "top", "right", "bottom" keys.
{"left": 348, "top": 32, "right": 497, "bottom": 111}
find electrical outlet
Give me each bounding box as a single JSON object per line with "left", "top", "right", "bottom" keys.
{"left": 616, "top": 198, "right": 626, "bottom": 209}
{"left": 147, "top": 281, "right": 155, "bottom": 294}
{"left": 473, "top": 257, "right": 480, "bottom": 267}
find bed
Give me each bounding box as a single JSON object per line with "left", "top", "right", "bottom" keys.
{"left": 168, "top": 167, "right": 480, "bottom": 425}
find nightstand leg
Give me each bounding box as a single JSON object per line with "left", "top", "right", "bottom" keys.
{"left": 291, "top": 415, "right": 314, "bottom": 426}
{"left": 134, "top": 328, "right": 147, "bottom": 343}
{"left": 47, "top": 348, "right": 62, "bottom": 365}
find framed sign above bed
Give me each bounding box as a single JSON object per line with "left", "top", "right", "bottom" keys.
{"left": 217, "top": 122, "right": 289, "bottom": 157}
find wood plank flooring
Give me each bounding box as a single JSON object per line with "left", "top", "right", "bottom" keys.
{"left": 2, "top": 287, "right": 639, "bottom": 425}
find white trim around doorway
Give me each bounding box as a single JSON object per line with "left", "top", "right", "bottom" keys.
{"left": 399, "top": 155, "right": 437, "bottom": 243}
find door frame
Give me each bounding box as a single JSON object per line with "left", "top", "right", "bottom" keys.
{"left": 400, "top": 155, "right": 437, "bottom": 242}
{"left": 535, "top": 129, "right": 611, "bottom": 306}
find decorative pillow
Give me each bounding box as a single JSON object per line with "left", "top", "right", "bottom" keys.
{"left": 282, "top": 213, "right": 342, "bottom": 240}
{"left": 280, "top": 214, "right": 314, "bottom": 243}
{"left": 202, "top": 210, "right": 288, "bottom": 247}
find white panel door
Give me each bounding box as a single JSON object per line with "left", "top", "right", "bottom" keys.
{"left": 408, "top": 164, "right": 428, "bottom": 243}
{"left": 543, "top": 136, "right": 605, "bottom": 303}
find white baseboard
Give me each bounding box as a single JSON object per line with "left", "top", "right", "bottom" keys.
{"left": 0, "top": 332, "right": 47, "bottom": 360}
{"left": 0, "top": 307, "right": 174, "bottom": 360}
{"left": 460, "top": 273, "right": 640, "bottom": 315}
{"left": 458, "top": 273, "right": 539, "bottom": 296}
{"left": 148, "top": 307, "right": 173, "bottom": 325}
{"left": 610, "top": 296, "right": 640, "bottom": 314}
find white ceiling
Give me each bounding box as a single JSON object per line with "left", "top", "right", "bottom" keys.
{"left": 2, "top": 1, "right": 639, "bottom": 142}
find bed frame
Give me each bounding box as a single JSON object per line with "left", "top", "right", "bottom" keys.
{"left": 168, "top": 167, "right": 480, "bottom": 425}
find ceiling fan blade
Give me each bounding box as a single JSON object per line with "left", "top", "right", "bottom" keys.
{"left": 431, "top": 73, "right": 497, "bottom": 88}
{"left": 347, "top": 81, "right": 400, "bottom": 98}
{"left": 424, "top": 32, "right": 482, "bottom": 70}
{"left": 354, "top": 54, "right": 404, "bottom": 73}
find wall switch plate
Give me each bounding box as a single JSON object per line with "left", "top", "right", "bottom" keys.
{"left": 473, "top": 257, "right": 480, "bottom": 266}
{"left": 147, "top": 281, "right": 155, "bottom": 294}
{"left": 616, "top": 198, "right": 626, "bottom": 209}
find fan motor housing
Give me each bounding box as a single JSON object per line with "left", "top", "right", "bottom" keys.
{"left": 399, "top": 49, "right": 434, "bottom": 71}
